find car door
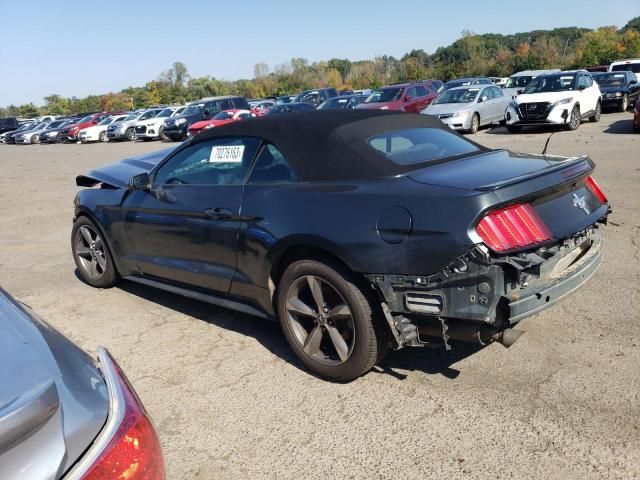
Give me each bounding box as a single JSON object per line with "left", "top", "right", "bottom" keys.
{"left": 403, "top": 87, "right": 419, "bottom": 112}
{"left": 121, "top": 137, "right": 261, "bottom": 293}
{"left": 492, "top": 86, "right": 509, "bottom": 121}
{"left": 413, "top": 85, "right": 431, "bottom": 111}
{"left": 578, "top": 74, "right": 596, "bottom": 113}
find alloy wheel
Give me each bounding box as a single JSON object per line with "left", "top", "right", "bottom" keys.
{"left": 285, "top": 275, "right": 355, "bottom": 366}
{"left": 622, "top": 94, "right": 628, "bottom": 111}
{"left": 570, "top": 107, "right": 580, "bottom": 129}
{"left": 74, "top": 225, "right": 107, "bottom": 279}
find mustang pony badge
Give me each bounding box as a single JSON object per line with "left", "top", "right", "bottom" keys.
{"left": 572, "top": 193, "right": 590, "bottom": 214}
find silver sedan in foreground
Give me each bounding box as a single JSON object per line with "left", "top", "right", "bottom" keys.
{"left": 422, "top": 84, "right": 510, "bottom": 133}
{"left": 0, "top": 287, "right": 165, "bottom": 479}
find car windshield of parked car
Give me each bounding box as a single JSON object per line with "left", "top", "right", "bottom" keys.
{"left": 611, "top": 63, "right": 640, "bottom": 74}
{"left": 364, "top": 88, "right": 403, "bottom": 104}
{"left": 523, "top": 74, "right": 576, "bottom": 93}
{"left": 48, "top": 120, "right": 65, "bottom": 129}
{"left": 181, "top": 105, "right": 202, "bottom": 116}
{"left": 368, "top": 127, "right": 480, "bottom": 165}
{"left": 594, "top": 73, "right": 627, "bottom": 87}
{"left": 98, "top": 117, "right": 114, "bottom": 126}
{"left": 505, "top": 76, "right": 532, "bottom": 88}
{"left": 213, "top": 111, "right": 234, "bottom": 120}
{"left": 78, "top": 115, "right": 94, "bottom": 123}
{"left": 318, "top": 97, "right": 349, "bottom": 109}
{"left": 433, "top": 88, "right": 480, "bottom": 104}
{"left": 32, "top": 122, "right": 48, "bottom": 130}
{"left": 157, "top": 108, "right": 174, "bottom": 117}
{"left": 139, "top": 110, "right": 158, "bottom": 120}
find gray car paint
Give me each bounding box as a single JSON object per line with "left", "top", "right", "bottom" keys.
{"left": 0, "top": 288, "right": 108, "bottom": 479}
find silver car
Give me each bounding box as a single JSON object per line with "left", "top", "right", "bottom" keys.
{"left": 14, "top": 121, "right": 52, "bottom": 144}
{"left": 422, "top": 85, "right": 510, "bottom": 134}
{"left": 0, "top": 287, "right": 165, "bottom": 479}
{"left": 106, "top": 108, "right": 163, "bottom": 141}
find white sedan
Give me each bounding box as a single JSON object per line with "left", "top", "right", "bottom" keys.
{"left": 78, "top": 115, "right": 129, "bottom": 143}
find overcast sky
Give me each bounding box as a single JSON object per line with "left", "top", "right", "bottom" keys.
{"left": 0, "top": 0, "right": 638, "bottom": 106}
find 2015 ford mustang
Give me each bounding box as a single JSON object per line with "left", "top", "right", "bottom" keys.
{"left": 72, "top": 110, "right": 609, "bottom": 381}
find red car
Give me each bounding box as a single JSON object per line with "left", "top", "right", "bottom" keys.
{"left": 355, "top": 81, "right": 439, "bottom": 113}
{"left": 250, "top": 100, "right": 276, "bottom": 117}
{"left": 58, "top": 111, "right": 127, "bottom": 143}
{"left": 188, "top": 109, "right": 254, "bottom": 136}
{"left": 634, "top": 99, "right": 640, "bottom": 132}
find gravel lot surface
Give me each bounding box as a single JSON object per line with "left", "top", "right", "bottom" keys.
{"left": 1, "top": 112, "right": 638, "bottom": 480}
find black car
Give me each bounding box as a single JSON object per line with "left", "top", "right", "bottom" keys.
{"left": 592, "top": 71, "right": 639, "bottom": 111}
{"left": 72, "top": 110, "right": 609, "bottom": 381}
{"left": 2, "top": 120, "right": 38, "bottom": 144}
{"left": 294, "top": 88, "right": 339, "bottom": 107}
{"left": 0, "top": 116, "right": 19, "bottom": 134}
{"left": 38, "top": 118, "right": 74, "bottom": 143}
{"left": 317, "top": 94, "right": 368, "bottom": 110}
{"left": 265, "top": 102, "right": 316, "bottom": 114}
{"left": 162, "top": 96, "right": 250, "bottom": 141}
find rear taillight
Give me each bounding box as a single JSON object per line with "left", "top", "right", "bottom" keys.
{"left": 585, "top": 176, "right": 607, "bottom": 204}
{"left": 65, "top": 348, "right": 165, "bottom": 480}
{"left": 476, "top": 203, "right": 552, "bottom": 252}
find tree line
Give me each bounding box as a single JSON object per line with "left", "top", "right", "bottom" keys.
{"left": 2, "top": 17, "right": 639, "bottom": 118}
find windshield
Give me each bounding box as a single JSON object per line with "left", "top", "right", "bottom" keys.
{"left": 140, "top": 110, "right": 158, "bottom": 120}
{"left": 368, "top": 127, "right": 480, "bottom": 165}
{"left": 364, "top": 88, "right": 403, "bottom": 104}
{"left": 157, "top": 108, "right": 174, "bottom": 117}
{"left": 504, "top": 76, "right": 533, "bottom": 88}
{"left": 181, "top": 105, "right": 202, "bottom": 116}
{"left": 611, "top": 63, "right": 640, "bottom": 74}
{"left": 47, "top": 120, "right": 65, "bottom": 129}
{"left": 18, "top": 123, "right": 36, "bottom": 131}
{"left": 33, "top": 122, "right": 48, "bottom": 130}
{"left": 523, "top": 74, "right": 576, "bottom": 94}
{"left": 98, "top": 117, "right": 114, "bottom": 126}
{"left": 124, "top": 113, "right": 141, "bottom": 121}
{"left": 78, "top": 115, "right": 94, "bottom": 123}
{"left": 433, "top": 88, "right": 480, "bottom": 104}
{"left": 318, "top": 97, "right": 349, "bottom": 109}
{"left": 593, "top": 73, "right": 627, "bottom": 86}
{"left": 213, "top": 111, "right": 234, "bottom": 120}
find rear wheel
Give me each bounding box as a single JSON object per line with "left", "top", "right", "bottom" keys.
{"left": 619, "top": 94, "right": 629, "bottom": 112}
{"left": 71, "top": 217, "right": 118, "bottom": 288}
{"left": 277, "top": 259, "right": 385, "bottom": 381}
{"left": 468, "top": 113, "right": 480, "bottom": 134}
{"left": 590, "top": 101, "right": 601, "bottom": 122}
{"left": 506, "top": 124, "right": 522, "bottom": 133}
{"left": 566, "top": 105, "right": 580, "bottom": 130}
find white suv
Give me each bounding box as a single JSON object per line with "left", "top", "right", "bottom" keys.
{"left": 505, "top": 70, "right": 601, "bottom": 132}
{"left": 133, "top": 106, "right": 185, "bottom": 141}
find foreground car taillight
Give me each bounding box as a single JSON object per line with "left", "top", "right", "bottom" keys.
{"left": 476, "top": 203, "right": 552, "bottom": 252}
{"left": 585, "top": 176, "right": 607, "bottom": 204}
{"left": 65, "top": 348, "right": 165, "bottom": 480}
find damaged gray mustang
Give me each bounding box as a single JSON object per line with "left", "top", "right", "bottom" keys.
{"left": 72, "top": 111, "right": 610, "bottom": 381}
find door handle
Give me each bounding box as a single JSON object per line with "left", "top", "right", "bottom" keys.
{"left": 203, "top": 207, "right": 232, "bottom": 220}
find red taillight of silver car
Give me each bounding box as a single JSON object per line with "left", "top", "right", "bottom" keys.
{"left": 65, "top": 348, "right": 165, "bottom": 480}
{"left": 476, "top": 203, "right": 552, "bottom": 252}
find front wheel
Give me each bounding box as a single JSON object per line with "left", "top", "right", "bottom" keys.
{"left": 158, "top": 126, "right": 169, "bottom": 142}
{"left": 467, "top": 113, "right": 480, "bottom": 134}
{"left": 71, "top": 217, "right": 118, "bottom": 288}
{"left": 31, "top": 134, "right": 40, "bottom": 144}
{"left": 125, "top": 127, "right": 135, "bottom": 141}
{"left": 98, "top": 131, "right": 107, "bottom": 142}
{"left": 590, "top": 101, "right": 601, "bottom": 122}
{"left": 619, "top": 94, "right": 629, "bottom": 112}
{"left": 566, "top": 105, "right": 581, "bottom": 130}
{"left": 277, "top": 259, "right": 385, "bottom": 382}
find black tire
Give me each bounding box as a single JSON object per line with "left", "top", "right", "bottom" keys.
{"left": 277, "top": 259, "right": 386, "bottom": 382}
{"left": 619, "top": 94, "right": 628, "bottom": 112}
{"left": 125, "top": 127, "right": 135, "bottom": 141}
{"left": 98, "top": 131, "right": 107, "bottom": 142}
{"left": 506, "top": 124, "right": 522, "bottom": 133}
{"left": 566, "top": 105, "right": 580, "bottom": 130}
{"left": 590, "top": 101, "right": 601, "bottom": 122}
{"left": 468, "top": 113, "right": 480, "bottom": 134}
{"left": 158, "top": 126, "right": 169, "bottom": 142}
{"left": 56, "top": 133, "right": 65, "bottom": 143}
{"left": 71, "top": 216, "right": 118, "bottom": 288}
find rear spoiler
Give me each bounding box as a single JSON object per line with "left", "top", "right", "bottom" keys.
{"left": 476, "top": 155, "right": 592, "bottom": 191}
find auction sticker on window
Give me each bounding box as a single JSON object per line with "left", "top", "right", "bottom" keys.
{"left": 210, "top": 145, "right": 244, "bottom": 163}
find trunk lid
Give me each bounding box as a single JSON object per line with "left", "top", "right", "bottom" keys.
{"left": 408, "top": 149, "right": 608, "bottom": 242}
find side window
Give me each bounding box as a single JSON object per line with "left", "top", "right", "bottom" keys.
{"left": 405, "top": 87, "right": 417, "bottom": 99}
{"left": 153, "top": 137, "right": 261, "bottom": 186}
{"left": 414, "top": 85, "right": 428, "bottom": 97}
{"left": 492, "top": 86, "right": 503, "bottom": 97}
{"left": 480, "top": 88, "right": 492, "bottom": 100}
{"left": 247, "top": 144, "right": 297, "bottom": 184}
{"left": 584, "top": 75, "right": 593, "bottom": 88}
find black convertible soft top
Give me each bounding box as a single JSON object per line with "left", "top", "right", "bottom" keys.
{"left": 194, "top": 110, "right": 487, "bottom": 181}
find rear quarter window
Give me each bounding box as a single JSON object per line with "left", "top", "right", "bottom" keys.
{"left": 368, "top": 128, "right": 480, "bottom": 165}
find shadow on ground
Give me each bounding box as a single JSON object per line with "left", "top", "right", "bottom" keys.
{"left": 116, "top": 278, "right": 484, "bottom": 382}
{"left": 603, "top": 119, "right": 635, "bottom": 134}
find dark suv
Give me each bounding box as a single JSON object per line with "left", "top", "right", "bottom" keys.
{"left": 295, "top": 88, "right": 338, "bottom": 107}
{"left": 0, "top": 117, "right": 20, "bottom": 135}
{"left": 162, "top": 96, "right": 250, "bottom": 141}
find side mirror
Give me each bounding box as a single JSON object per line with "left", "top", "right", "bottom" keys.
{"left": 578, "top": 85, "right": 586, "bottom": 91}
{"left": 404, "top": 95, "right": 413, "bottom": 102}
{"left": 91, "top": 120, "right": 98, "bottom": 125}
{"left": 129, "top": 173, "right": 151, "bottom": 190}
{"left": 516, "top": 89, "right": 523, "bottom": 95}
{"left": 479, "top": 95, "right": 487, "bottom": 103}
{"left": 630, "top": 79, "right": 637, "bottom": 85}
{"left": 203, "top": 109, "right": 210, "bottom": 117}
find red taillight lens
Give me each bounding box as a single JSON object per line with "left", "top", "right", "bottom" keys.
{"left": 476, "top": 203, "right": 552, "bottom": 252}
{"left": 82, "top": 357, "right": 165, "bottom": 480}
{"left": 585, "top": 176, "right": 607, "bottom": 204}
